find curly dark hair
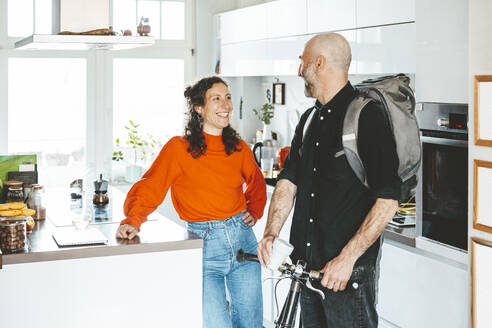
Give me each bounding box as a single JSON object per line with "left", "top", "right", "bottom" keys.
{"left": 183, "top": 76, "right": 241, "bottom": 158}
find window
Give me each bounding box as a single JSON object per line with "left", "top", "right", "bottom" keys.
{"left": 8, "top": 58, "right": 87, "bottom": 187}
{"left": 8, "top": 0, "right": 34, "bottom": 37}
{"left": 137, "top": 1, "right": 161, "bottom": 39}
{"left": 8, "top": 0, "right": 52, "bottom": 37}
{"left": 2, "top": 0, "right": 193, "bottom": 184}
{"left": 113, "top": 58, "right": 185, "bottom": 167}
{"left": 161, "top": 1, "right": 185, "bottom": 40}
{"left": 112, "top": 0, "right": 185, "bottom": 40}
{"left": 112, "top": 0, "right": 138, "bottom": 36}
{"left": 34, "top": 0, "right": 52, "bottom": 34}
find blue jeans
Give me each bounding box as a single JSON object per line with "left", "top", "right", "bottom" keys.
{"left": 187, "top": 212, "right": 263, "bottom": 328}
{"left": 300, "top": 264, "right": 378, "bottom": 328}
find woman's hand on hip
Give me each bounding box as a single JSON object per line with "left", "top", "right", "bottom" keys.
{"left": 116, "top": 224, "right": 139, "bottom": 240}
{"left": 241, "top": 211, "right": 256, "bottom": 226}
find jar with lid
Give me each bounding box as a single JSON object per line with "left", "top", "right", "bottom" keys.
{"left": 27, "top": 185, "right": 46, "bottom": 220}
{"left": 0, "top": 218, "right": 28, "bottom": 253}
{"left": 6, "top": 186, "right": 24, "bottom": 203}
{"left": 1, "top": 180, "right": 23, "bottom": 203}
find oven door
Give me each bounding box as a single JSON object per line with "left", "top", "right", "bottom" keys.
{"left": 416, "top": 136, "right": 468, "bottom": 252}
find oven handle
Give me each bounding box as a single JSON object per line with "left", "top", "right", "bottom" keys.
{"left": 420, "top": 136, "right": 468, "bottom": 148}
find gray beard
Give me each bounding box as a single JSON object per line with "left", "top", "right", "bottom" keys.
{"left": 304, "top": 82, "right": 313, "bottom": 98}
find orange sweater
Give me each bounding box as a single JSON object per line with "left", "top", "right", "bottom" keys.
{"left": 121, "top": 133, "right": 267, "bottom": 229}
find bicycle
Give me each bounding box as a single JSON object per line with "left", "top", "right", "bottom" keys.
{"left": 237, "top": 249, "right": 325, "bottom": 328}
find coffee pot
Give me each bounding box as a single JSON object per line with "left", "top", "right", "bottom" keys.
{"left": 93, "top": 174, "right": 109, "bottom": 207}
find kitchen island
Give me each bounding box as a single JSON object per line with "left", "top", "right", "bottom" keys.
{"left": 0, "top": 207, "right": 203, "bottom": 328}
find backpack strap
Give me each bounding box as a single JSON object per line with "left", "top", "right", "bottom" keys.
{"left": 342, "top": 97, "right": 373, "bottom": 188}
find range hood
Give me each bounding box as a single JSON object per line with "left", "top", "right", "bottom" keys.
{"left": 15, "top": 0, "right": 154, "bottom": 51}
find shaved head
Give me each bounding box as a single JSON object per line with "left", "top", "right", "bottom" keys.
{"left": 298, "top": 32, "right": 352, "bottom": 102}
{"left": 306, "top": 33, "right": 352, "bottom": 72}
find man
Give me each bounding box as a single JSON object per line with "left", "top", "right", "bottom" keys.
{"left": 257, "top": 33, "right": 401, "bottom": 328}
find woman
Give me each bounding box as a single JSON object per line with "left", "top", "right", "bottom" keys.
{"left": 116, "top": 76, "right": 266, "bottom": 328}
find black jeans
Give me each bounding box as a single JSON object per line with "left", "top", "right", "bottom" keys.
{"left": 300, "top": 264, "right": 378, "bottom": 328}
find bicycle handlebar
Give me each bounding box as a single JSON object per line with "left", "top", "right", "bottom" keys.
{"left": 236, "top": 249, "right": 323, "bottom": 281}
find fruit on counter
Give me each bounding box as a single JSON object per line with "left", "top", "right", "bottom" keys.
{"left": 21, "top": 208, "right": 36, "bottom": 216}
{"left": 0, "top": 209, "right": 24, "bottom": 217}
{"left": 0, "top": 203, "right": 27, "bottom": 211}
{"left": 26, "top": 217, "right": 35, "bottom": 231}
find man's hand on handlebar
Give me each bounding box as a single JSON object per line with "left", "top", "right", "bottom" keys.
{"left": 116, "top": 224, "right": 139, "bottom": 240}
{"left": 257, "top": 235, "right": 275, "bottom": 268}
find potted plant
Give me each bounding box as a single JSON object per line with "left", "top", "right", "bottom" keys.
{"left": 253, "top": 102, "right": 275, "bottom": 141}
{"left": 112, "top": 120, "right": 159, "bottom": 183}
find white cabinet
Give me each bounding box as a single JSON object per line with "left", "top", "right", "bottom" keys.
{"left": 266, "top": 0, "right": 307, "bottom": 39}
{"left": 253, "top": 198, "right": 274, "bottom": 324}
{"left": 356, "top": 23, "right": 416, "bottom": 74}
{"left": 220, "top": 40, "right": 269, "bottom": 76}
{"left": 378, "top": 240, "right": 468, "bottom": 328}
{"left": 267, "top": 35, "right": 309, "bottom": 76}
{"left": 338, "top": 30, "right": 357, "bottom": 75}
{"left": 307, "top": 0, "right": 356, "bottom": 33}
{"left": 252, "top": 188, "right": 295, "bottom": 325}
{"left": 218, "top": 0, "right": 417, "bottom": 77}
{"left": 415, "top": 0, "right": 468, "bottom": 103}
{"left": 219, "top": 5, "right": 267, "bottom": 44}
{"left": 356, "top": 0, "right": 415, "bottom": 28}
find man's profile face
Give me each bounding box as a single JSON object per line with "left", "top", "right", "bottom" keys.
{"left": 298, "top": 52, "right": 317, "bottom": 98}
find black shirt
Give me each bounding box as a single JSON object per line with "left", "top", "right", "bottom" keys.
{"left": 278, "top": 82, "right": 401, "bottom": 270}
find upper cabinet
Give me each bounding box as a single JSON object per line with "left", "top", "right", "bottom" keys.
{"left": 415, "top": 0, "right": 468, "bottom": 103}
{"left": 220, "top": 40, "right": 270, "bottom": 77}
{"left": 266, "top": 0, "right": 307, "bottom": 39}
{"left": 356, "top": 23, "right": 416, "bottom": 75}
{"left": 218, "top": 0, "right": 418, "bottom": 77}
{"left": 267, "top": 35, "right": 309, "bottom": 76}
{"left": 219, "top": 5, "right": 267, "bottom": 44}
{"left": 307, "top": 0, "right": 356, "bottom": 33}
{"left": 219, "top": 0, "right": 306, "bottom": 44}
{"left": 356, "top": 0, "right": 415, "bottom": 28}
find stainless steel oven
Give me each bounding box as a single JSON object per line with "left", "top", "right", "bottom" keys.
{"left": 416, "top": 102, "right": 468, "bottom": 252}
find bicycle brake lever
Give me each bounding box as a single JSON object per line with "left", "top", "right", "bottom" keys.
{"left": 306, "top": 278, "right": 325, "bottom": 300}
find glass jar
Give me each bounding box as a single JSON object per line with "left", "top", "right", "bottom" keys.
{"left": 0, "top": 218, "right": 28, "bottom": 253}
{"left": 6, "top": 186, "right": 24, "bottom": 203}
{"left": 2, "top": 180, "right": 23, "bottom": 203}
{"left": 23, "top": 184, "right": 34, "bottom": 202}
{"left": 27, "top": 185, "right": 46, "bottom": 221}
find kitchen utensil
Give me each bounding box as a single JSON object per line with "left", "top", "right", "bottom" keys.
{"left": 93, "top": 174, "right": 109, "bottom": 207}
